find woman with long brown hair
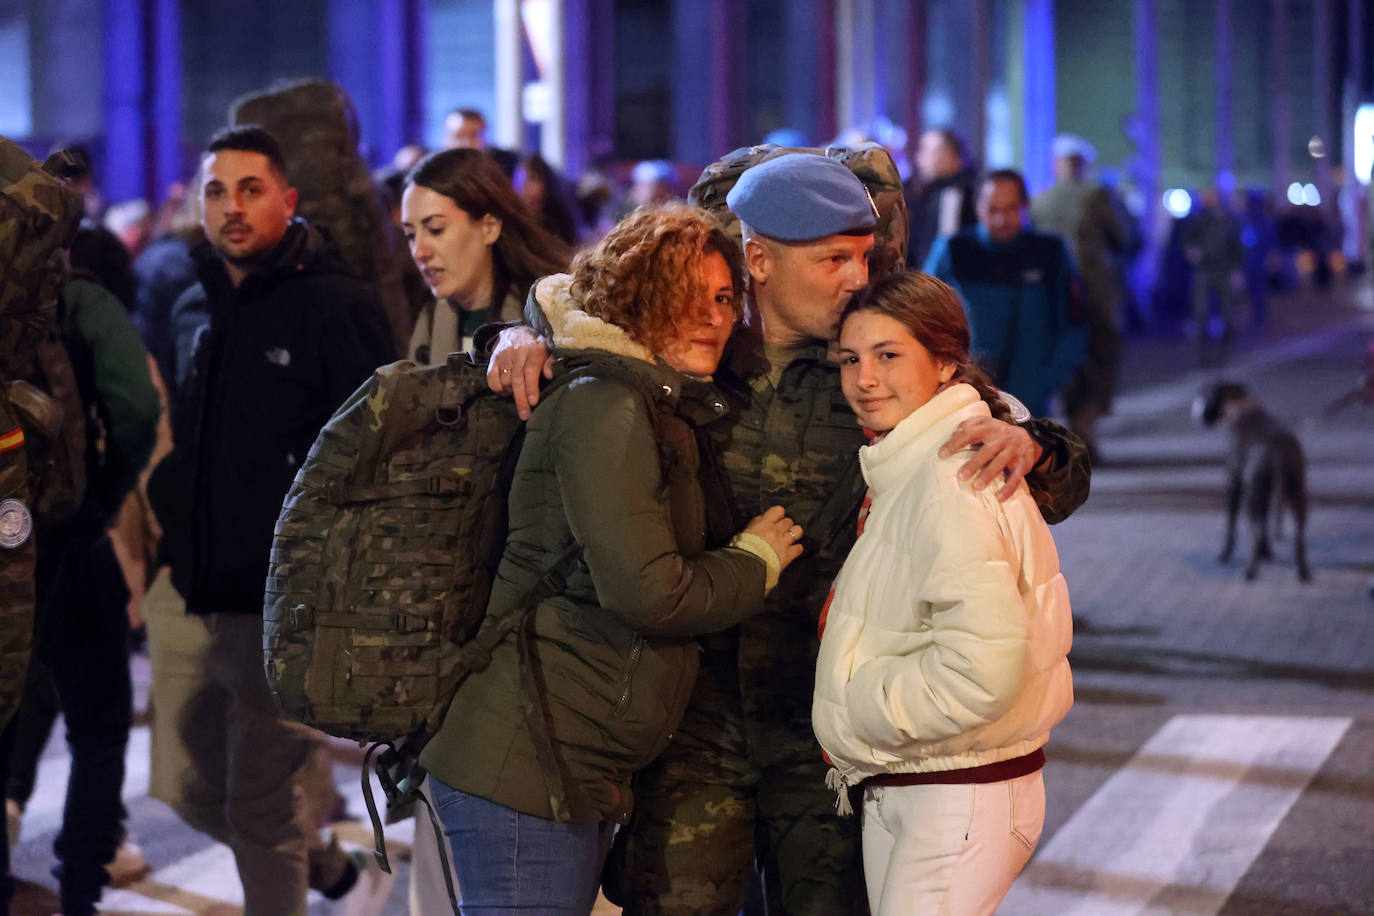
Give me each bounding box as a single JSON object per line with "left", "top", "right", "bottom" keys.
{"left": 401, "top": 148, "right": 571, "bottom": 363}
{"left": 812, "top": 270, "right": 1074, "bottom": 915}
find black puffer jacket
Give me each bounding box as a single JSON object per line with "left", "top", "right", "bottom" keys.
{"left": 148, "top": 219, "right": 395, "bottom": 614}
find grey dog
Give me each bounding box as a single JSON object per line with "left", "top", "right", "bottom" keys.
{"left": 1193, "top": 381, "right": 1311, "bottom": 582}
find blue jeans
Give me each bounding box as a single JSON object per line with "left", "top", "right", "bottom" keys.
{"left": 430, "top": 776, "right": 614, "bottom": 914}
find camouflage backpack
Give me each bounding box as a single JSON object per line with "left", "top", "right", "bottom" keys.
{"left": 0, "top": 137, "right": 87, "bottom": 526}
{"left": 232, "top": 79, "right": 416, "bottom": 351}
{"left": 264, "top": 349, "right": 664, "bottom": 893}
{"left": 689, "top": 141, "right": 910, "bottom": 280}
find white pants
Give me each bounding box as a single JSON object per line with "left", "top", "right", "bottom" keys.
{"left": 860, "top": 771, "right": 1044, "bottom": 915}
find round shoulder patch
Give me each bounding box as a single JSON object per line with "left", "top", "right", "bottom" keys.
{"left": 0, "top": 498, "right": 33, "bottom": 549}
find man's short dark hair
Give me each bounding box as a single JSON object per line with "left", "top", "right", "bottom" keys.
{"left": 982, "top": 168, "right": 1029, "bottom": 205}
{"left": 449, "top": 107, "right": 486, "bottom": 125}
{"left": 204, "top": 125, "right": 291, "bottom": 186}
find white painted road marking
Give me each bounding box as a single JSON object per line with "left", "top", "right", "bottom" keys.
{"left": 1002, "top": 714, "right": 1352, "bottom": 915}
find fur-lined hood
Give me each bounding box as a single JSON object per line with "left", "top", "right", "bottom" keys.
{"left": 528, "top": 273, "right": 728, "bottom": 423}
{"left": 530, "top": 273, "right": 656, "bottom": 364}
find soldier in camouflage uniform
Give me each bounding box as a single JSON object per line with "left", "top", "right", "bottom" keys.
{"left": 0, "top": 136, "right": 82, "bottom": 913}
{"left": 491, "top": 154, "right": 1090, "bottom": 914}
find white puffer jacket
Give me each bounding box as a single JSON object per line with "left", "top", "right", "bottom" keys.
{"left": 811, "top": 384, "right": 1073, "bottom": 793}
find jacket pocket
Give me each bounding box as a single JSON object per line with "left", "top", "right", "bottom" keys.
{"left": 609, "top": 634, "right": 644, "bottom": 718}
{"left": 1008, "top": 771, "right": 1046, "bottom": 852}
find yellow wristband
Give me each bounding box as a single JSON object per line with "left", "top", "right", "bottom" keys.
{"left": 730, "top": 532, "right": 780, "bottom": 591}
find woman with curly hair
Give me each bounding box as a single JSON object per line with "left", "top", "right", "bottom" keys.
{"left": 419, "top": 204, "right": 805, "bottom": 912}
{"left": 811, "top": 271, "right": 1074, "bottom": 915}
{"left": 401, "top": 147, "right": 571, "bottom": 363}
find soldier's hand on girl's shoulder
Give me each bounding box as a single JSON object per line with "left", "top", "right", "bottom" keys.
{"left": 487, "top": 326, "right": 553, "bottom": 419}
{"left": 939, "top": 416, "right": 1039, "bottom": 502}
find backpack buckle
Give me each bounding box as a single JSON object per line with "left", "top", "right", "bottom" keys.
{"left": 289, "top": 604, "right": 314, "bottom": 630}
{"left": 392, "top": 613, "right": 428, "bottom": 634}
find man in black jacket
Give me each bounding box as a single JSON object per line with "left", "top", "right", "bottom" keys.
{"left": 147, "top": 126, "right": 394, "bottom": 915}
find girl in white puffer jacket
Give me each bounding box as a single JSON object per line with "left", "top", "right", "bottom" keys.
{"left": 812, "top": 271, "right": 1074, "bottom": 916}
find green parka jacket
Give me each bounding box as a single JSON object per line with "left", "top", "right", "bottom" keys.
{"left": 420, "top": 279, "right": 769, "bottom": 824}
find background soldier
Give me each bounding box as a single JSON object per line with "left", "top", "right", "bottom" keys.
{"left": 1032, "top": 136, "right": 1136, "bottom": 462}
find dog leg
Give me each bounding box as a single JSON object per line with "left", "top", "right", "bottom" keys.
{"left": 1244, "top": 465, "right": 1274, "bottom": 580}
{"left": 1285, "top": 448, "right": 1311, "bottom": 583}
{"left": 1221, "top": 466, "right": 1242, "bottom": 564}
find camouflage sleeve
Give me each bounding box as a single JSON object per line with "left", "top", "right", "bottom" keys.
{"left": 1022, "top": 416, "right": 1091, "bottom": 524}
{"left": 0, "top": 393, "right": 34, "bottom": 732}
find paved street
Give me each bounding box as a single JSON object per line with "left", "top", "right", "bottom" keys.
{"left": 8, "top": 282, "right": 1374, "bottom": 915}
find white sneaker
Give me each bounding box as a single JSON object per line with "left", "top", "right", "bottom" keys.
{"left": 104, "top": 838, "right": 152, "bottom": 887}
{"left": 5, "top": 798, "right": 20, "bottom": 850}
{"left": 335, "top": 848, "right": 396, "bottom": 916}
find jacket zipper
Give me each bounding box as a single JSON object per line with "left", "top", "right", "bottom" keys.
{"left": 611, "top": 635, "right": 644, "bottom": 717}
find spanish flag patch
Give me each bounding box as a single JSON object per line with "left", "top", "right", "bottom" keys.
{"left": 0, "top": 427, "right": 24, "bottom": 453}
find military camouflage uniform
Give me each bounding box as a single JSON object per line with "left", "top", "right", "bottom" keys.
{"left": 0, "top": 135, "right": 82, "bottom": 910}
{"left": 0, "top": 395, "right": 32, "bottom": 734}
{"left": 0, "top": 137, "right": 81, "bottom": 733}
{"left": 604, "top": 324, "right": 1090, "bottom": 915}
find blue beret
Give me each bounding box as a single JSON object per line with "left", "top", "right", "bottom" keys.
{"left": 726, "top": 153, "right": 878, "bottom": 242}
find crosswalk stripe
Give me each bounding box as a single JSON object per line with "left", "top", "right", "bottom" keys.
{"left": 1002, "top": 714, "right": 1351, "bottom": 915}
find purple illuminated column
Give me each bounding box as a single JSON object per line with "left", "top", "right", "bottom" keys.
{"left": 1132, "top": 0, "right": 1161, "bottom": 325}
{"left": 150, "top": 0, "right": 182, "bottom": 198}
{"left": 671, "top": 0, "right": 743, "bottom": 164}
{"left": 1271, "top": 0, "right": 1290, "bottom": 193}
{"left": 559, "top": 0, "right": 612, "bottom": 179}
{"left": 1313, "top": 0, "right": 1334, "bottom": 208}
{"left": 903, "top": 0, "right": 927, "bottom": 150}
{"left": 328, "top": 0, "right": 425, "bottom": 166}
{"left": 1215, "top": 0, "right": 1233, "bottom": 179}
{"left": 102, "top": 0, "right": 148, "bottom": 203}
{"left": 1021, "top": 0, "right": 1055, "bottom": 193}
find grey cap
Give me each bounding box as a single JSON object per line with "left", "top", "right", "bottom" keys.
{"left": 726, "top": 153, "right": 878, "bottom": 242}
